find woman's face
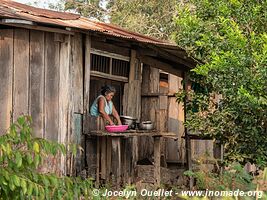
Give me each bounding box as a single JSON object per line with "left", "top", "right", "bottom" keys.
{"left": 105, "top": 92, "right": 114, "bottom": 101}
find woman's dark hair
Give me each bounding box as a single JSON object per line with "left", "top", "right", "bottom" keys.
{"left": 101, "top": 85, "right": 116, "bottom": 96}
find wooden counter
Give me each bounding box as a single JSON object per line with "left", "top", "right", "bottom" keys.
{"left": 85, "top": 130, "right": 178, "bottom": 188}
{"left": 85, "top": 129, "right": 178, "bottom": 138}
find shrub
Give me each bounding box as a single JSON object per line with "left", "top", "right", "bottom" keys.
{"left": 0, "top": 116, "right": 93, "bottom": 199}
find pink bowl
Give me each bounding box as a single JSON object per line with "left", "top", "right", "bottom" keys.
{"left": 105, "top": 125, "right": 129, "bottom": 132}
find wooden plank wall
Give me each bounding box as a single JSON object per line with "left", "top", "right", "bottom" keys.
{"left": 68, "top": 33, "right": 84, "bottom": 175}
{"left": 122, "top": 50, "right": 142, "bottom": 183}
{"left": 0, "top": 27, "right": 79, "bottom": 174}
{"left": 166, "top": 74, "right": 185, "bottom": 162}
{"left": 139, "top": 64, "right": 160, "bottom": 160}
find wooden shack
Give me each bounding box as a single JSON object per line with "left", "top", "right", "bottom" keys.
{"left": 0, "top": 0, "right": 214, "bottom": 187}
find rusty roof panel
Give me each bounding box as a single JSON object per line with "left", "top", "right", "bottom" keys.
{"left": 0, "top": 0, "right": 177, "bottom": 47}
{"left": 1, "top": 0, "right": 80, "bottom": 20}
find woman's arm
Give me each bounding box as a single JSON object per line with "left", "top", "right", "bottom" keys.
{"left": 98, "top": 97, "right": 114, "bottom": 125}
{"left": 112, "top": 105, "right": 122, "bottom": 125}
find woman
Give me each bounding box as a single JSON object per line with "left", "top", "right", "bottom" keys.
{"left": 90, "top": 85, "right": 122, "bottom": 125}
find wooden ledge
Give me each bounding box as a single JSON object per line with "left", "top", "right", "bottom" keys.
{"left": 85, "top": 130, "right": 178, "bottom": 139}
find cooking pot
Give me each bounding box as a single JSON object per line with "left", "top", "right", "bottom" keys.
{"left": 139, "top": 121, "right": 153, "bottom": 130}
{"left": 120, "top": 115, "right": 137, "bottom": 129}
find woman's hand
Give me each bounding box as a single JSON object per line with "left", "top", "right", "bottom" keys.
{"left": 109, "top": 121, "right": 115, "bottom": 126}
{"left": 117, "top": 121, "right": 122, "bottom": 125}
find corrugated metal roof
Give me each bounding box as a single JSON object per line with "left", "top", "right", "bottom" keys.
{"left": 0, "top": 0, "right": 174, "bottom": 46}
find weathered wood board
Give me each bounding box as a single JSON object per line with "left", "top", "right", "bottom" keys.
{"left": 59, "top": 34, "right": 71, "bottom": 173}
{"left": 0, "top": 29, "right": 13, "bottom": 135}
{"left": 71, "top": 33, "right": 83, "bottom": 113}
{"left": 29, "top": 30, "right": 45, "bottom": 138}
{"left": 166, "top": 74, "right": 185, "bottom": 162}
{"left": 44, "top": 32, "right": 59, "bottom": 141}
{"left": 13, "top": 29, "right": 30, "bottom": 121}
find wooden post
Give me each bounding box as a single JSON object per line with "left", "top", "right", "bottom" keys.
{"left": 100, "top": 137, "right": 107, "bottom": 179}
{"left": 154, "top": 136, "right": 161, "bottom": 188}
{"left": 96, "top": 137, "right": 100, "bottom": 187}
{"left": 122, "top": 138, "right": 127, "bottom": 185}
{"left": 106, "top": 137, "right": 112, "bottom": 183}
{"left": 111, "top": 137, "right": 121, "bottom": 189}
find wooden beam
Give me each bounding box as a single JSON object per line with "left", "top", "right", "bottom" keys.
{"left": 91, "top": 48, "right": 130, "bottom": 61}
{"left": 0, "top": 22, "right": 74, "bottom": 35}
{"left": 138, "top": 55, "right": 183, "bottom": 77}
{"left": 90, "top": 71, "right": 128, "bottom": 82}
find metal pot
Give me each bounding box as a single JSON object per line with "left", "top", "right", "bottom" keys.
{"left": 120, "top": 116, "right": 137, "bottom": 129}
{"left": 139, "top": 121, "right": 153, "bottom": 130}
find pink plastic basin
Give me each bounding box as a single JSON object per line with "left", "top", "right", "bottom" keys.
{"left": 105, "top": 125, "right": 128, "bottom": 132}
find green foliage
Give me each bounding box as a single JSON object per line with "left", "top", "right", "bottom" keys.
{"left": 0, "top": 116, "right": 94, "bottom": 199}
{"left": 174, "top": 0, "right": 267, "bottom": 166}
{"left": 184, "top": 163, "right": 256, "bottom": 191}
{"left": 64, "top": 0, "right": 106, "bottom": 20}
{"left": 52, "top": 0, "right": 177, "bottom": 40}
{"left": 108, "top": 0, "right": 177, "bottom": 40}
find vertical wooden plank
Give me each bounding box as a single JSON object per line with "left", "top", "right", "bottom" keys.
{"left": 96, "top": 137, "right": 100, "bottom": 187}
{"left": 111, "top": 138, "right": 121, "bottom": 188}
{"left": 59, "top": 34, "right": 71, "bottom": 174}
{"left": 86, "top": 136, "right": 97, "bottom": 179}
{"left": 154, "top": 136, "right": 161, "bottom": 188}
{"left": 123, "top": 80, "right": 141, "bottom": 119}
{"left": 0, "top": 29, "right": 13, "bottom": 135}
{"left": 166, "top": 74, "right": 184, "bottom": 162}
{"left": 44, "top": 32, "right": 59, "bottom": 141}
{"left": 71, "top": 33, "right": 83, "bottom": 113}
{"left": 129, "top": 50, "right": 136, "bottom": 82}
{"left": 106, "top": 137, "right": 112, "bottom": 182}
{"left": 131, "top": 136, "right": 138, "bottom": 183}
{"left": 141, "top": 64, "right": 150, "bottom": 94}
{"left": 83, "top": 35, "right": 91, "bottom": 138}
{"left": 84, "top": 35, "right": 91, "bottom": 115}
{"left": 122, "top": 138, "right": 127, "bottom": 185}
{"left": 149, "top": 67, "right": 159, "bottom": 93}
{"left": 29, "top": 30, "right": 45, "bottom": 138}
{"left": 13, "top": 29, "right": 30, "bottom": 121}
{"left": 100, "top": 137, "right": 107, "bottom": 179}
{"left": 139, "top": 65, "right": 160, "bottom": 160}
{"left": 73, "top": 114, "right": 83, "bottom": 172}
{"left": 156, "top": 110, "right": 167, "bottom": 166}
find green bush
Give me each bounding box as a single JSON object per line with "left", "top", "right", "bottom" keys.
{"left": 184, "top": 163, "right": 255, "bottom": 191}
{"left": 0, "top": 116, "right": 93, "bottom": 199}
